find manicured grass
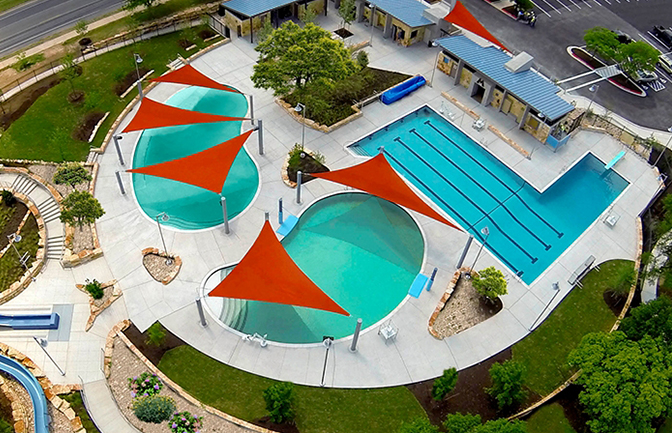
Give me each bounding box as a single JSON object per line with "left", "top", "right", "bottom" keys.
{"left": 0, "top": 26, "right": 220, "bottom": 161}
{"left": 0, "top": 0, "right": 30, "bottom": 14}
{"left": 0, "top": 202, "right": 16, "bottom": 229}
{"left": 159, "top": 345, "right": 427, "bottom": 433}
{"left": 526, "top": 404, "right": 576, "bottom": 433}
{"left": 512, "top": 260, "right": 633, "bottom": 395}
{"left": 61, "top": 392, "right": 101, "bottom": 433}
{"left": 0, "top": 214, "right": 38, "bottom": 292}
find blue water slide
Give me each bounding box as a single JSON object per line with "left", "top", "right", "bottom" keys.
{"left": 380, "top": 76, "right": 426, "bottom": 105}
{"left": 0, "top": 355, "right": 50, "bottom": 433}
{"left": 0, "top": 313, "right": 59, "bottom": 330}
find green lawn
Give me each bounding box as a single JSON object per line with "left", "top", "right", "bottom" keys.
{"left": 512, "top": 260, "right": 633, "bottom": 395}
{"left": 0, "top": 0, "right": 30, "bottom": 14}
{"left": 61, "top": 392, "right": 101, "bottom": 433}
{"left": 0, "top": 26, "right": 220, "bottom": 162}
{"left": 158, "top": 345, "right": 427, "bottom": 433}
{"left": 526, "top": 404, "right": 576, "bottom": 433}
{"left": 0, "top": 214, "right": 38, "bottom": 292}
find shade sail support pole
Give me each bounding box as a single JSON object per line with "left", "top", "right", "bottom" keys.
{"left": 249, "top": 94, "right": 254, "bottom": 125}
{"left": 349, "top": 318, "right": 363, "bottom": 352}
{"left": 115, "top": 171, "right": 126, "bottom": 195}
{"left": 264, "top": 212, "right": 269, "bottom": 222}
{"left": 195, "top": 296, "right": 208, "bottom": 327}
{"left": 296, "top": 171, "right": 302, "bottom": 204}
{"left": 257, "top": 119, "right": 264, "bottom": 155}
{"left": 113, "top": 135, "right": 125, "bottom": 166}
{"left": 221, "top": 196, "right": 230, "bottom": 234}
{"left": 456, "top": 234, "right": 473, "bottom": 269}
{"left": 278, "top": 198, "right": 283, "bottom": 225}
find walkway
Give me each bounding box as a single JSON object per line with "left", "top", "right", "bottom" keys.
{"left": 93, "top": 6, "right": 660, "bottom": 387}
{"left": 82, "top": 380, "right": 139, "bottom": 433}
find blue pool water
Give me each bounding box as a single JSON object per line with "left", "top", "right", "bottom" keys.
{"left": 350, "top": 106, "right": 629, "bottom": 284}
{"left": 132, "top": 87, "right": 258, "bottom": 230}
{"left": 206, "top": 193, "right": 425, "bottom": 344}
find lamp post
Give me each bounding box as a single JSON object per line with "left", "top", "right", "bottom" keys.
{"left": 155, "top": 212, "right": 173, "bottom": 265}
{"left": 653, "top": 126, "right": 672, "bottom": 167}
{"left": 7, "top": 234, "right": 29, "bottom": 271}
{"left": 429, "top": 41, "right": 441, "bottom": 88}
{"left": 587, "top": 84, "right": 599, "bottom": 113}
{"left": 467, "top": 226, "right": 489, "bottom": 277}
{"left": 134, "top": 53, "right": 144, "bottom": 100}
{"left": 294, "top": 103, "right": 306, "bottom": 149}
{"left": 369, "top": 4, "right": 376, "bottom": 46}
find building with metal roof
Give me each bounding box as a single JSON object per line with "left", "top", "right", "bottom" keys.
{"left": 435, "top": 35, "right": 574, "bottom": 146}
{"left": 355, "top": 0, "right": 438, "bottom": 46}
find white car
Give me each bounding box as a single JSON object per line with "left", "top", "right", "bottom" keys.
{"left": 632, "top": 69, "right": 659, "bottom": 83}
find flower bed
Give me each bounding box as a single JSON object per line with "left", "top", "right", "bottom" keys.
{"left": 567, "top": 46, "right": 645, "bottom": 97}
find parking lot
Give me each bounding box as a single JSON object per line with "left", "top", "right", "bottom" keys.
{"left": 462, "top": 0, "right": 672, "bottom": 130}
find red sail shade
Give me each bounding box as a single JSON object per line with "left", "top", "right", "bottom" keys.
{"left": 150, "top": 64, "right": 240, "bottom": 93}
{"left": 444, "top": 1, "right": 507, "bottom": 51}
{"left": 209, "top": 221, "right": 350, "bottom": 316}
{"left": 122, "top": 98, "right": 249, "bottom": 133}
{"left": 126, "top": 130, "right": 253, "bottom": 193}
{"left": 311, "top": 154, "right": 461, "bottom": 230}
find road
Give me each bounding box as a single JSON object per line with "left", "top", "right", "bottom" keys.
{"left": 0, "top": 0, "right": 124, "bottom": 58}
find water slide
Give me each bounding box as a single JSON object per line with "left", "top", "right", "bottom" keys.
{"left": 0, "top": 313, "right": 59, "bottom": 330}
{"left": 0, "top": 355, "right": 50, "bottom": 433}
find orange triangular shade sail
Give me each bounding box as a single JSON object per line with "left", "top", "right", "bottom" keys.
{"left": 444, "top": 1, "right": 507, "bottom": 51}
{"left": 127, "top": 130, "right": 253, "bottom": 193}
{"left": 150, "top": 64, "right": 240, "bottom": 93}
{"left": 311, "top": 154, "right": 460, "bottom": 231}
{"left": 122, "top": 98, "right": 249, "bottom": 133}
{"left": 209, "top": 221, "right": 350, "bottom": 316}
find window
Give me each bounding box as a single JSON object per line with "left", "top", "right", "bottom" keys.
{"left": 410, "top": 30, "right": 418, "bottom": 39}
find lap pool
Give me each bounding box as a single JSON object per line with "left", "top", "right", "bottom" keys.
{"left": 203, "top": 193, "right": 425, "bottom": 344}
{"left": 349, "top": 105, "right": 629, "bottom": 284}
{"left": 132, "top": 86, "right": 258, "bottom": 230}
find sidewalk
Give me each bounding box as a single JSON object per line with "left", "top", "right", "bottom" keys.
{"left": 82, "top": 380, "right": 140, "bottom": 433}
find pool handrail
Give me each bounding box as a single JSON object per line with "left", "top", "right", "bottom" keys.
{"left": 0, "top": 354, "right": 50, "bottom": 433}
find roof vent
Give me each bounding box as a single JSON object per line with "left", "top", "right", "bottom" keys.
{"left": 504, "top": 52, "right": 534, "bottom": 73}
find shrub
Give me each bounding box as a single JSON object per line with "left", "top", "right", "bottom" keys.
{"left": 54, "top": 163, "right": 91, "bottom": 190}
{"left": 1, "top": 190, "right": 15, "bottom": 206}
{"left": 132, "top": 395, "right": 175, "bottom": 423}
{"left": 487, "top": 360, "right": 526, "bottom": 410}
{"left": 472, "top": 267, "right": 508, "bottom": 301}
{"left": 431, "top": 368, "right": 458, "bottom": 401}
{"left": 169, "top": 411, "right": 202, "bottom": 433}
{"left": 128, "top": 372, "right": 163, "bottom": 398}
{"left": 84, "top": 278, "right": 103, "bottom": 299}
{"left": 398, "top": 417, "right": 439, "bottom": 433}
{"left": 146, "top": 322, "right": 166, "bottom": 347}
{"left": 287, "top": 143, "right": 305, "bottom": 171}
{"left": 263, "top": 382, "right": 294, "bottom": 423}
{"left": 0, "top": 419, "right": 11, "bottom": 433}
{"left": 59, "top": 191, "right": 105, "bottom": 228}
{"left": 12, "top": 52, "right": 45, "bottom": 72}
{"left": 356, "top": 50, "right": 369, "bottom": 69}
{"left": 444, "top": 413, "right": 482, "bottom": 433}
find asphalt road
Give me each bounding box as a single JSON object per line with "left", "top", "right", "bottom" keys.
{"left": 0, "top": 0, "right": 124, "bottom": 58}
{"left": 461, "top": 0, "right": 672, "bottom": 130}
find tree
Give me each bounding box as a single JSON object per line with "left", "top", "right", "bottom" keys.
{"left": 472, "top": 267, "right": 508, "bottom": 301}
{"left": 59, "top": 54, "right": 81, "bottom": 94}
{"left": 146, "top": 322, "right": 166, "bottom": 346}
{"left": 356, "top": 50, "right": 369, "bottom": 69}
{"left": 398, "top": 417, "right": 439, "bottom": 433}
{"left": 475, "top": 419, "right": 528, "bottom": 433}
{"left": 584, "top": 27, "right": 621, "bottom": 61}
{"left": 444, "top": 413, "right": 482, "bottom": 433}
{"left": 60, "top": 191, "right": 105, "bottom": 229}
{"left": 75, "top": 20, "right": 88, "bottom": 38}
{"left": 124, "top": 0, "right": 155, "bottom": 11}
{"left": 299, "top": 4, "right": 317, "bottom": 24}
{"left": 487, "top": 360, "right": 526, "bottom": 410}
{"left": 513, "top": 0, "right": 534, "bottom": 12}
{"left": 257, "top": 20, "right": 275, "bottom": 43}
{"left": 620, "top": 296, "right": 672, "bottom": 343}
{"left": 432, "top": 368, "right": 458, "bottom": 401}
{"left": 568, "top": 331, "right": 672, "bottom": 433}
{"left": 263, "top": 382, "right": 294, "bottom": 423}
{"left": 619, "top": 41, "right": 659, "bottom": 75}
{"left": 338, "top": 0, "right": 357, "bottom": 28}
{"left": 252, "top": 21, "right": 358, "bottom": 95}
{"left": 53, "top": 162, "right": 92, "bottom": 190}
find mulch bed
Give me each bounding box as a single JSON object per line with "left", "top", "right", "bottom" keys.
{"left": 0, "top": 202, "right": 28, "bottom": 251}
{"left": 199, "top": 29, "right": 216, "bottom": 40}
{"left": 287, "top": 153, "right": 329, "bottom": 183}
{"left": 123, "top": 322, "right": 185, "bottom": 366}
{"left": 67, "top": 90, "right": 85, "bottom": 104}
{"left": 0, "top": 76, "right": 62, "bottom": 130}
{"left": 178, "top": 39, "right": 194, "bottom": 49}
{"left": 541, "top": 385, "right": 590, "bottom": 433}
{"left": 72, "top": 111, "right": 105, "bottom": 141}
{"left": 113, "top": 68, "right": 150, "bottom": 96}
{"left": 569, "top": 48, "right": 644, "bottom": 95}
{"left": 334, "top": 28, "right": 353, "bottom": 39}
{"left": 254, "top": 417, "right": 299, "bottom": 433}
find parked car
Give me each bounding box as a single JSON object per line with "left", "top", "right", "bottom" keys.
{"left": 614, "top": 30, "right": 633, "bottom": 45}
{"left": 659, "top": 53, "right": 672, "bottom": 75}
{"left": 632, "top": 69, "right": 658, "bottom": 83}
{"left": 652, "top": 25, "right": 672, "bottom": 48}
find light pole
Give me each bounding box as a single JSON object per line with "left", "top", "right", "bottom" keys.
{"left": 653, "top": 126, "right": 672, "bottom": 167}
{"left": 134, "top": 53, "right": 144, "bottom": 100}
{"left": 467, "top": 226, "right": 489, "bottom": 277}
{"left": 587, "top": 84, "right": 599, "bottom": 113}
{"left": 369, "top": 4, "right": 376, "bottom": 46}
{"left": 294, "top": 103, "right": 306, "bottom": 149}
{"left": 7, "top": 234, "right": 29, "bottom": 271}
{"left": 429, "top": 41, "right": 441, "bottom": 88}
{"left": 155, "top": 212, "right": 173, "bottom": 265}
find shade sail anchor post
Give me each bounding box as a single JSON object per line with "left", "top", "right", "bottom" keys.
{"left": 264, "top": 212, "right": 270, "bottom": 222}
{"left": 155, "top": 213, "right": 173, "bottom": 265}
{"left": 257, "top": 119, "right": 264, "bottom": 155}
{"left": 115, "top": 171, "right": 126, "bottom": 195}
{"left": 320, "top": 336, "right": 334, "bottom": 387}
{"left": 349, "top": 319, "right": 363, "bottom": 352}
{"left": 296, "top": 171, "right": 302, "bottom": 204}
{"left": 221, "top": 196, "right": 230, "bottom": 234}
{"left": 278, "top": 198, "right": 283, "bottom": 225}
{"left": 113, "top": 135, "right": 124, "bottom": 165}
{"left": 456, "top": 234, "right": 473, "bottom": 269}
{"left": 425, "top": 267, "right": 438, "bottom": 292}
{"left": 249, "top": 94, "right": 254, "bottom": 125}
{"left": 195, "top": 296, "right": 208, "bottom": 327}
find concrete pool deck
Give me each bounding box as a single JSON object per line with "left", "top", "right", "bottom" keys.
{"left": 89, "top": 14, "right": 661, "bottom": 387}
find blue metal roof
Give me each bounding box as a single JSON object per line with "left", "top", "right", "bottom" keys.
{"left": 368, "top": 0, "right": 432, "bottom": 28}
{"left": 436, "top": 35, "right": 573, "bottom": 121}
{"left": 222, "top": 0, "right": 296, "bottom": 17}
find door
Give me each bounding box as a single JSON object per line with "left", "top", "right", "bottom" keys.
{"left": 237, "top": 25, "right": 241, "bottom": 37}
{"left": 502, "top": 96, "right": 513, "bottom": 114}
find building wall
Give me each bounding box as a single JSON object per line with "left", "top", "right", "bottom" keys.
{"left": 363, "top": 7, "right": 387, "bottom": 28}
{"left": 223, "top": 10, "right": 270, "bottom": 36}
{"left": 390, "top": 18, "right": 425, "bottom": 46}
{"left": 437, "top": 53, "right": 456, "bottom": 77}
{"left": 297, "top": 0, "right": 326, "bottom": 18}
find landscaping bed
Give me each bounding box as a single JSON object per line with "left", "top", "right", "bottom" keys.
{"left": 0, "top": 212, "right": 38, "bottom": 293}
{"left": 61, "top": 392, "right": 101, "bottom": 433}
{"left": 0, "top": 76, "right": 62, "bottom": 132}
{"left": 72, "top": 111, "right": 105, "bottom": 141}
{"left": 334, "top": 28, "right": 353, "bottom": 39}
{"left": 124, "top": 322, "right": 185, "bottom": 366}
{"left": 286, "top": 151, "right": 329, "bottom": 184}
{"left": 0, "top": 201, "right": 28, "bottom": 251}
{"left": 283, "top": 67, "right": 411, "bottom": 127}
{"left": 113, "top": 68, "right": 151, "bottom": 96}
{"left": 567, "top": 46, "right": 645, "bottom": 97}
